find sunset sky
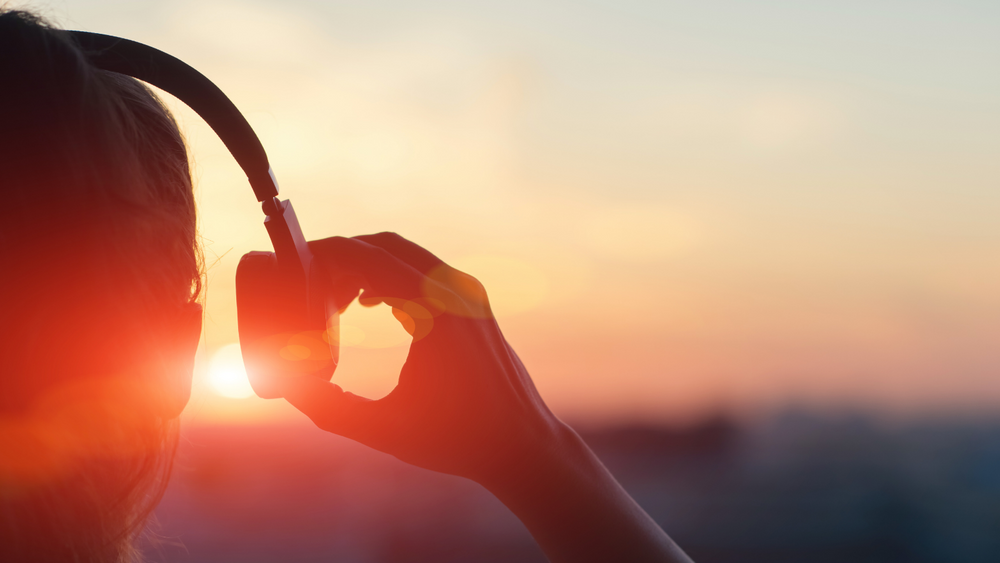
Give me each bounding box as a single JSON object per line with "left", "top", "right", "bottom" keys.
{"left": 30, "top": 0, "right": 1000, "bottom": 424}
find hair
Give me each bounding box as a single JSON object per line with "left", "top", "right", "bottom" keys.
{"left": 0, "top": 9, "right": 201, "bottom": 562}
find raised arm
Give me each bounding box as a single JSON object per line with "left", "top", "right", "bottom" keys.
{"left": 252, "top": 233, "right": 692, "bottom": 563}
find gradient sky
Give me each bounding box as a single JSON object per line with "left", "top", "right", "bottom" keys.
{"left": 28, "top": 0, "right": 1000, "bottom": 423}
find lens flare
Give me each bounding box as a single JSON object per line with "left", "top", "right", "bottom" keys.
{"left": 208, "top": 343, "right": 255, "bottom": 399}
{"left": 336, "top": 304, "right": 411, "bottom": 348}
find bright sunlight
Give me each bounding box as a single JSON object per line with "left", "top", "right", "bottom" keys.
{"left": 208, "top": 343, "right": 255, "bottom": 399}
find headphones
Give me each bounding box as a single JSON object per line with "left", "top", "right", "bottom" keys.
{"left": 70, "top": 31, "right": 339, "bottom": 398}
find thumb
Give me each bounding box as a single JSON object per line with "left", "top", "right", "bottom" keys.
{"left": 279, "top": 376, "right": 379, "bottom": 442}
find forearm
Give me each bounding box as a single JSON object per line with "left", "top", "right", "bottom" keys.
{"left": 482, "top": 423, "right": 693, "bottom": 563}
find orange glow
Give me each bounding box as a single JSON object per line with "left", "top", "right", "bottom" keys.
{"left": 324, "top": 299, "right": 432, "bottom": 349}
{"left": 390, "top": 299, "right": 434, "bottom": 341}
{"left": 208, "top": 344, "right": 254, "bottom": 399}
{"left": 279, "top": 344, "right": 313, "bottom": 361}
{"left": 244, "top": 330, "right": 334, "bottom": 379}
{"left": 422, "top": 265, "right": 492, "bottom": 318}
{"left": 0, "top": 376, "right": 167, "bottom": 487}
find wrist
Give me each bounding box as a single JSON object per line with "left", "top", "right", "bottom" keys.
{"left": 479, "top": 419, "right": 600, "bottom": 509}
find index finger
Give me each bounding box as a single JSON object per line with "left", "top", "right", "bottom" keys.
{"left": 309, "top": 236, "right": 429, "bottom": 302}
{"left": 353, "top": 232, "right": 444, "bottom": 275}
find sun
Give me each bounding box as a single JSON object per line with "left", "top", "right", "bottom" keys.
{"left": 207, "top": 343, "right": 255, "bottom": 399}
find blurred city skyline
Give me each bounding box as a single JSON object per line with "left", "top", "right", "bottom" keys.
{"left": 29, "top": 0, "right": 1000, "bottom": 424}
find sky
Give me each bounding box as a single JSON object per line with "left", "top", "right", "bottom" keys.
{"left": 20, "top": 0, "right": 1000, "bottom": 424}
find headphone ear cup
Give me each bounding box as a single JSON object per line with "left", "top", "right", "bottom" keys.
{"left": 236, "top": 251, "right": 337, "bottom": 399}
{"left": 308, "top": 257, "right": 341, "bottom": 375}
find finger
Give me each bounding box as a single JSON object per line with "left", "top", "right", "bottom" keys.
{"left": 309, "top": 237, "right": 427, "bottom": 301}
{"left": 329, "top": 272, "right": 366, "bottom": 313}
{"left": 353, "top": 232, "right": 445, "bottom": 275}
{"left": 390, "top": 299, "right": 435, "bottom": 341}
{"left": 358, "top": 290, "right": 383, "bottom": 307}
{"left": 349, "top": 233, "right": 487, "bottom": 317}
{"left": 278, "top": 376, "right": 379, "bottom": 442}
{"left": 311, "top": 236, "right": 459, "bottom": 318}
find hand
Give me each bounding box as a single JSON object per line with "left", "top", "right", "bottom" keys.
{"left": 276, "top": 232, "right": 567, "bottom": 486}
{"left": 273, "top": 233, "right": 692, "bottom": 563}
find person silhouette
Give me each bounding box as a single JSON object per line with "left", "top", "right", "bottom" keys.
{"left": 0, "top": 9, "right": 692, "bottom": 563}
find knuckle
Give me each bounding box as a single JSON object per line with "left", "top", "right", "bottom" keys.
{"left": 309, "top": 235, "right": 349, "bottom": 251}
{"left": 368, "top": 231, "right": 402, "bottom": 243}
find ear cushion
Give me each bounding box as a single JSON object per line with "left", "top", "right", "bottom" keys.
{"left": 236, "top": 251, "right": 338, "bottom": 399}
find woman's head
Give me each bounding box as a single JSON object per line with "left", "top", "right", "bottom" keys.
{"left": 1, "top": 9, "right": 202, "bottom": 561}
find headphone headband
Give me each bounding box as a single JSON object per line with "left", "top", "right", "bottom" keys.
{"left": 69, "top": 29, "right": 319, "bottom": 319}
{"left": 69, "top": 31, "right": 279, "bottom": 203}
